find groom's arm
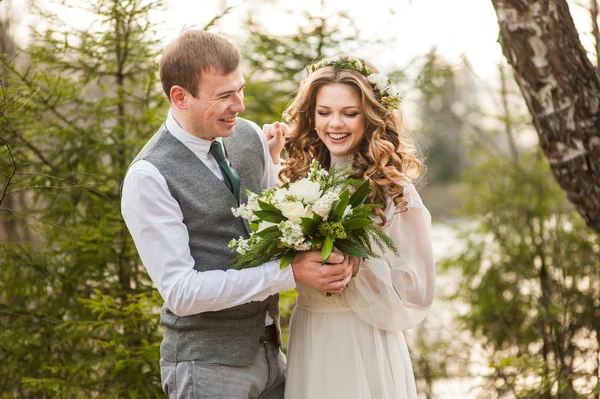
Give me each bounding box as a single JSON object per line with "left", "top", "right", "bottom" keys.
{"left": 121, "top": 161, "right": 296, "bottom": 317}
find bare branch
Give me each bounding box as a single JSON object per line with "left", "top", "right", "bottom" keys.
{"left": 0, "top": 134, "right": 17, "bottom": 208}
{"left": 4, "top": 180, "right": 111, "bottom": 201}
{"left": 0, "top": 208, "right": 64, "bottom": 230}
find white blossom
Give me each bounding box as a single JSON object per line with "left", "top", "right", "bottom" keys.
{"left": 312, "top": 190, "right": 340, "bottom": 220}
{"left": 280, "top": 201, "right": 309, "bottom": 224}
{"left": 288, "top": 178, "right": 322, "bottom": 204}
{"left": 272, "top": 187, "right": 288, "bottom": 206}
{"left": 229, "top": 236, "right": 251, "bottom": 254}
{"left": 294, "top": 242, "right": 312, "bottom": 251}
{"left": 278, "top": 220, "right": 306, "bottom": 249}
{"left": 232, "top": 192, "right": 261, "bottom": 221}
{"left": 367, "top": 73, "right": 389, "bottom": 92}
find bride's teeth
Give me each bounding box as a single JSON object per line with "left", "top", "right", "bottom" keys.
{"left": 330, "top": 133, "right": 348, "bottom": 139}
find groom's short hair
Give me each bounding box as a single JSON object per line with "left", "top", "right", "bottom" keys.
{"left": 159, "top": 30, "right": 241, "bottom": 100}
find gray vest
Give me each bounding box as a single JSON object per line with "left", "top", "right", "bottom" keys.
{"left": 131, "top": 118, "right": 281, "bottom": 365}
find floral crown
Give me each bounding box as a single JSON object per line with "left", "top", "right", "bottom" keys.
{"left": 308, "top": 56, "right": 402, "bottom": 111}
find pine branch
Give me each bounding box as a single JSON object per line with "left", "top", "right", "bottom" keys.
{"left": 365, "top": 224, "right": 399, "bottom": 256}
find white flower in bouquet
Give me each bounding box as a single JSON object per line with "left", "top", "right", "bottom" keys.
{"left": 278, "top": 220, "right": 308, "bottom": 250}
{"left": 272, "top": 187, "right": 288, "bottom": 206}
{"left": 287, "top": 178, "right": 322, "bottom": 204}
{"left": 307, "top": 161, "right": 328, "bottom": 182}
{"left": 228, "top": 236, "right": 252, "bottom": 255}
{"left": 312, "top": 190, "right": 341, "bottom": 220}
{"left": 232, "top": 191, "right": 261, "bottom": 221}
{"left": 280, "top": 201, "right": 310, "bottom": 224}
{"left": 294, "top": 242, "right": 312, "bottom": 251}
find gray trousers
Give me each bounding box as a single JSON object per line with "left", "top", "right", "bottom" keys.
{"left": 160, "top": 342, "right": 285, "bottom": 399}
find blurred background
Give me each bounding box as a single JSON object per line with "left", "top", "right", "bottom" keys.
{"left": 1, "top": 0, "right": 599, "bottom": 397}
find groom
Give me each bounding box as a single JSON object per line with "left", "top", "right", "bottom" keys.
{"left": 121, "top": 29, "right": 354, "bottom": 398}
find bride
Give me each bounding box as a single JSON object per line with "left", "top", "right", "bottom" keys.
{"left": 275, "top": 55, "right": 436, "bottom": 399}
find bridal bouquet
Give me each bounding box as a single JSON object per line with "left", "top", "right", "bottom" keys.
{"left": 229, "top": 160, "right": 398, "bottom": 269}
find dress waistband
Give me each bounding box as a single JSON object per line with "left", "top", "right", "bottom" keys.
{"left": 296, "top": 297, "right": 355, "bottom": 315}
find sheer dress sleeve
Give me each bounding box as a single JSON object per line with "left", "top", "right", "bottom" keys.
{"left": 344, "top": 181, "right": 436, "bottom": 331}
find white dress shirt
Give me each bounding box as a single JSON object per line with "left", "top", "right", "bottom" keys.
{"left": 121, "top": 111, "right": 295, "bottom": 323}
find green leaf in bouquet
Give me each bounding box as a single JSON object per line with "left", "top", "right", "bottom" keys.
{"left": 254, "top": 210, "right": 286, "bottom": 223}
{"left": 343, "top": 218, "right": 372, "bottom": 230}
{"left": 258, "top": 200, "right": 282, "bottom": 215}
{"left": 301, "top": 217, "right": 317, "bottom": 236}
{"left": 334, "top": 238, "right": 369, "bottom": 258}
{"left": 312, "top": 212, "right": 323, "bottom": 224}
{"left": 253, "top": 225, "right": 280, "bottom": 238}
{"left": 354, "top": 228, "right": 373, "bottom": 253}
{"left": 249, "top": 222, "right": 259, "bottom": 232}
{"left": 321, "top": 235, "right": 334, "bottom": 262}
{"left": 349, "top": 180, "right": 370, "bottom": 208}
{"left": 331, "top": 189, "right": 350, "bottom": 221}
{"left": 311, "top": 236, "right": 325, "bottom": 250}
{"left": 280, "top": 251, "right": 298, "bottom": 269}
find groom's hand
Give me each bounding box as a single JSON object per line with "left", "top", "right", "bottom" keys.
{"left": 291, "top": 251, "right": 353, "bottom": 295}
{"left": 263, "top": 122, "right": 288, "bottom": 164}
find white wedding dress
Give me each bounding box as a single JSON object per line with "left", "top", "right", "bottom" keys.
{"left": 284, "top": 156, "right": 436, "bottom": 399}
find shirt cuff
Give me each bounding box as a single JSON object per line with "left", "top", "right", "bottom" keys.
{"left": 264, "top": 260, "right": 296, "bottom": 292}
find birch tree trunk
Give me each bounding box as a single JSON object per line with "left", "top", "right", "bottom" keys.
{"left": 490, "top": 0, "right": 600, "bottom": 234}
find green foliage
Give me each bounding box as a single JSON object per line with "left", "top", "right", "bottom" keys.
{"left": 441, "top": 149, "right": 600, "bottom": 397}
{"left": 240, "top": 7, "right": 360, "bottom": 125}
{"left": 0, "top": 0, "right": 168, "bottom": 396}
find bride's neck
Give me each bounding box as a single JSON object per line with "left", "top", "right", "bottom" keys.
{"left": 330, "top": 154, "right": 354, "bottom": 170}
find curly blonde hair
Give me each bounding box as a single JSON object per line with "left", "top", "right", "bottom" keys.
{"left": 281, "top": 56, "right": 421, "bottom": 225}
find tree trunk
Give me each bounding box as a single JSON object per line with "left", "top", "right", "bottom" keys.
{"left": 490, "top": 0, "right": 600, "bottom": 234}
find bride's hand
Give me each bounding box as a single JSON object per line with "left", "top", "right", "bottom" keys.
{"left": 291, "top": 251, "right": 352, "bottom": 295}
{"left": 350, "top": 256, "right": 361, "bottom": 276}
{"left": 263, "top": 122, "right": 288, "bottom": 164}
{"left": 332, "top": 248, "right": 359, "bottom": 275}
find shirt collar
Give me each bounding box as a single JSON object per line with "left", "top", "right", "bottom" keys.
{"left": 166, "top": 110, "right": 222, "bottom": 158}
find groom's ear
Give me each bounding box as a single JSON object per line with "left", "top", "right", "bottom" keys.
{"left": 170, "top": 85, "right": 187, "bottom": 109}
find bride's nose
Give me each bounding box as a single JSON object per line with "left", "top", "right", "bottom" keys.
{"left": 330, "top": 113, "right": 344, "bottom": 128}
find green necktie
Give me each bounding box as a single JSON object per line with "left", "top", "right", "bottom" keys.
{"left": 209, "top": 141, "right": 240, "bottom": 202}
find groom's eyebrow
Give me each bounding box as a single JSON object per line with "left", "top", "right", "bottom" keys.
{"left": 216, "top": 82, "right": 246, "bottom": 97}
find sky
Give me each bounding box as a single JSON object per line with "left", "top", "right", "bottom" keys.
{"left": 161, "top": 0, "right": 505, "bottom": 82}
